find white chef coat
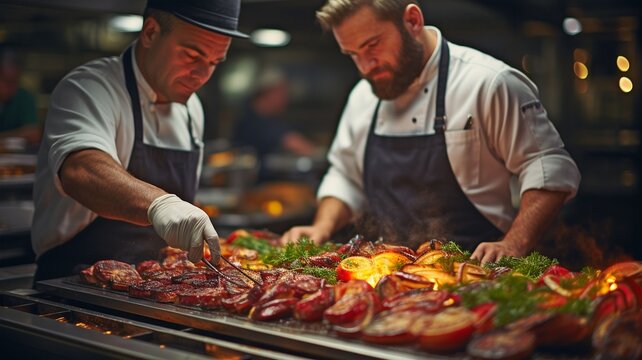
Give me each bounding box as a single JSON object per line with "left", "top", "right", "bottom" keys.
{"left": 317, "top": 27, "right": 580, "bottom": 233}
{"left": 31, "top": 45, "right": 205, "bottom": 257}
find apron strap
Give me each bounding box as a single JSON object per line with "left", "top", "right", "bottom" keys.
{"left": 123, "top": 47, "right": 143, "bottom": 143}
{"left": 434, "top": 36, "right": 450, "bottom": 134}
{"left": 369, "top": 36, "right": 451, "bottom": 134}
{"left": 123, "top": 46, "right": 199, "bottom": 150}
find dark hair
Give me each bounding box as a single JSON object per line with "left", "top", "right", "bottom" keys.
{"left": 143, "top": 8, "right": 175, "bottom": 34}
{"left": 316, "top": 0, "right": 419, "bottom": 31}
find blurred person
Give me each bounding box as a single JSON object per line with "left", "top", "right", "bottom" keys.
{"left": 0, "top": 46, "right": 40, "bottom": 146}
{"left": 31, "top": 0, "right": 248, "bottom": 282}
{"left": 282, "top": 0, "right": 580, "bottom": 264}
{"left": 232, "top": 67, "right": 317, "bottom": 181}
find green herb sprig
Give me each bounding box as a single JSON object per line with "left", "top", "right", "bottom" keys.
{"left": 230, "top": 236, "right": 274, "bottom": 256}
{"left": 484, "top": 252, "right": 558, "bottom": 280}
{"left": 262, "top": 237, "right": 336, "bottom": 268}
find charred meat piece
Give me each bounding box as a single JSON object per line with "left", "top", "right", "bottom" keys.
{"left": 256, "top": 282, "right": 295, "bottom": 306}
{"left": 140, "top": 269, "right": 181, "bottom": 283}
{"left": 136, "top": 260, "right": 162, "bottom": 275}
{"left": 295, "top": 286, "right": 335, "bottom": 322}
{"left": 176, "top": 287, "right": 228, "bottom": 309}
{"left": 337, "top": 234, "right": 365, "bottom": 256}
{"left": 129, "top": 280, "right": 166, "bottom": 299}
{"left": 171, "top": 271, "right": 210, "bottom": 284}
{"left": 162, "top": 257, "right": 196, "bottom": 271}
{"left": 79, "top": 265, "right": 99, "bottom": 286}
{"left": 260, "top": 269, "right": 289, "bottom": 284}
{"left": 382, "top": 288, "right": 451, "bottom": 312}
{"left": 324, "top": 292, "right": 382, "bottom": 326}
{"left": 188, "top": 279, "right": 219, "bottom": 288}
{"left": 221, "top": 292, "right": 253, "bottom": 314}
{"left": 151, "top": 283, "right": 193, "bottom": 303}
{"left": 373, "top": 244, "right": 416, "bottom": 261}
{"left": 291, "top": 274, "right": 323, "bottom": 297}
{"left": 93, "top": 260, "right": 142, "bottom": 291}
{"left": 249, "top": 298, "right": 298, "bottom": 321}
{"left": 306, "top": 252, "right": 342, "bottom": 268}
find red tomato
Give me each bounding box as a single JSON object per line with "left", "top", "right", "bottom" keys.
{"left": 411, "top": 307, "right": 476, "bottom": 352}
{"left": 471, "top": 302, "right": 496, "bottom": 333}
{"left": 361, "top": 310, "right": 421, "bottom": 345}
{"left": 226, "top": 229, "right": 251, "bottom": 244}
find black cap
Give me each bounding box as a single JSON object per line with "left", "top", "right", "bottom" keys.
{"left": 145, "top": 0, "right": 248, "bottom": 39}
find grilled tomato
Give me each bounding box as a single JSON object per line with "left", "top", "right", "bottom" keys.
{"left": 411, "top": 307, "right": 476, "bottom": 352}
{"left": 336, "top": 256, "right": 375, "bottom": 282}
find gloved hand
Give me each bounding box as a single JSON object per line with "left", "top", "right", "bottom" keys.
{"left": 147, "top": 194, "right": 220, "bottom": 264}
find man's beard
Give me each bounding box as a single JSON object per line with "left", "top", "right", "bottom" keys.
{"left": 364, "top": 28, "right": 425, "bottom": 100}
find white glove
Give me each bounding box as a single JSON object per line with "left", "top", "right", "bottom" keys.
{"left": 147, "top": 194, "right": 220, "bottom": 263}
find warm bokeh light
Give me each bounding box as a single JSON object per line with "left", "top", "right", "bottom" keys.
{"left": 616, "top": 56, "right": 630, "bottom": 72}
{"left": 574, "top": 62, "right": 589, "bottom": 79}
{"left": 619, "top": 77, "right": 633, "bottom": 93}
{"left": 575, "top": 79, "right": 588, "bottom": 94}
{"left": 264, "top": 200, "right": 284, "bottom": 217}
{"left": 573, "top": 48, "right": 589, "bottom": 63}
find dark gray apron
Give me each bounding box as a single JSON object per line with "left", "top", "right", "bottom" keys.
{"left": 34, "top": 47, "right": 200, "bottom": 282}
{"left": 362, "top": 37, "right": 503, "bottom": 251}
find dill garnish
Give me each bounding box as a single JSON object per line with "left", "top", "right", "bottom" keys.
{"left": 262, "top": 237, "right": 336, "bottom": 267}
{"left": 298, "top": 267, "right": 338, "bottom": 285}
{"left": 230, "top": 236, "right": 274, "bottom": 256}
{"left": 484, "top": 252, "right": 558, "bottom": 280}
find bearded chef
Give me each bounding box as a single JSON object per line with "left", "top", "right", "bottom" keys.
{"left": 282, "top": 0, "right": 581, "bottom": 264}
{"left": 31, "top": 0, "right": 248, "bottom": 282}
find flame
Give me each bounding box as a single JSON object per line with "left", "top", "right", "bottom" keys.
{"left": 609, "top": 283, "right": 618, "bottom": 291}
{"left": 443, "top": 298, "right": 455, "bottom": 306}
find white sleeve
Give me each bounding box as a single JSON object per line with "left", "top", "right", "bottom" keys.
{"left": 45, "top": 74, "right": 122, "bottom": 195}
{"left": 316, "top": 88, "right": 369, "bottom": 214}
{"left": 482, "top": 69, "right": 581, "bottom": 200}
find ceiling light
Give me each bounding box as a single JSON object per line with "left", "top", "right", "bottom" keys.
{"left": 250, "top": 29, "right": 291, "bottom": 47}
{"left": 109, "top": 15, "right": 143, "bottom": 32}
{"left": 619, "top": 77, "right": 633, "bottom": 93}
{"left": 563, "top": 17, "right": 582, "bottom": 36}
{"left": 617, "top": 56, "right": 630, "bottom": 72}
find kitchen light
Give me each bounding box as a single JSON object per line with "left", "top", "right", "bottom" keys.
{"left": 109, "top": 15, "right": 143, "bottom": 32}
{"left": 573, "top": 61, "right": 588, "bottom": 79}
{"left": 250, "top": 29, "right": 291, "bottom": 47}
{"left": 617, "top": 56, "right": 630, "bottom": 72}
{"left": 563, "top": 17, "right": 582, "bottom": 36}
{"left": 619, "top": 77, "right": 633, "bottom": 93}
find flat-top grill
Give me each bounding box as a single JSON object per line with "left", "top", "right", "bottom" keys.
{"left": 29, "top": 277, "right": 442, "bottom": 360}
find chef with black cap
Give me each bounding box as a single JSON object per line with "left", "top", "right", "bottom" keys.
{"left": 31, "top": 0, "right": 248, "bottom": 282}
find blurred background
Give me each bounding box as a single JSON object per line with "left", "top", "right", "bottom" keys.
{"left": 0, "top": 0, "right": 640, "bottom": 267}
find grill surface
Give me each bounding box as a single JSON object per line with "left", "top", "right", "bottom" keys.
{"left": 36, "top": 277, "right": 453, "bottom": 360}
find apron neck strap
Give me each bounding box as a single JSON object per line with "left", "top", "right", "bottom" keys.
{"left": 369, "top": 36, "right": 451, "bottom": 134}
{"left": 434, "top": 36, "right": 450, "bottom": 133}
{"left": 122, "top": 46, "right": 198, "bottom": 149}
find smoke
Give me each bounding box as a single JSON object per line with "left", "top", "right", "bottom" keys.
{"left": 534, "top": 219, "right": 634, "bottom": 271}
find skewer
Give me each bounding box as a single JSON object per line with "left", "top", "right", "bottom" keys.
{"left": 201, "top": 258, "right": 249, "bottom": 288}
{"left": 220, "top": 256, "right": 263, "bottom": 286}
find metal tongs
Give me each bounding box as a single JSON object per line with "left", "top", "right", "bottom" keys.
{"left": 202, "top": 256, "right": 263, "bottom": 287}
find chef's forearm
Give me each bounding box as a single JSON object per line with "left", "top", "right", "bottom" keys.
{"left": 313, "top": 197, "right": 353, "bottom": 236}
{"left": 59, "top": 148, "right": 166, "bottom": 225}
{"left": 502, "top": 189, "right": 568, "bottom": 254}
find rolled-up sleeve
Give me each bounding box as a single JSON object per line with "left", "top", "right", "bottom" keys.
{"left": 45, "top": 75, "right": 121, "bottom": 195}
{"left": 483, "top": 70, "right": 581, "bottom": 201}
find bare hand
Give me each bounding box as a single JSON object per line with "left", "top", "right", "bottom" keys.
{"left": 471, "top": 240, "right": 527, "bottom": 265}
{"left": 280, "top": 226, "right": 330, "bottom": 246}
